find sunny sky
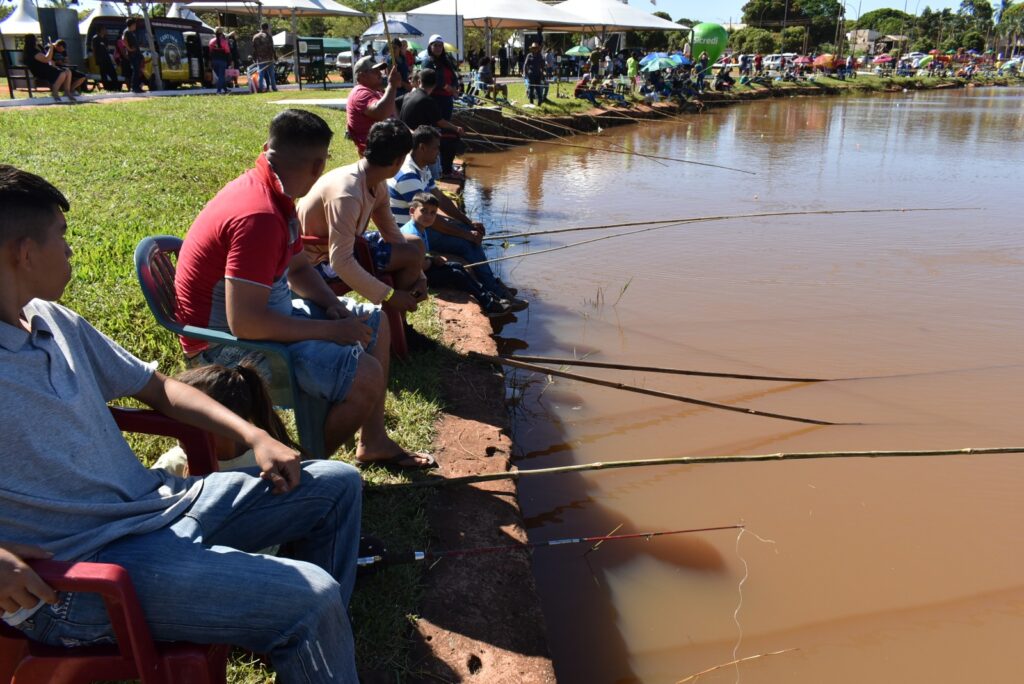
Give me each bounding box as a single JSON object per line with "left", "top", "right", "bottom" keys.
{"left": 643, "top": 0, "right": 962, "bottom": 25}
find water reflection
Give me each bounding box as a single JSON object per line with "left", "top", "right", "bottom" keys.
{"left": 465, "top": 88, "right": 1024, "bottom": 683}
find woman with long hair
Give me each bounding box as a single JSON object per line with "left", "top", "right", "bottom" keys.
{"left": 21, "top": 35, "right": 73, "bottom": 102}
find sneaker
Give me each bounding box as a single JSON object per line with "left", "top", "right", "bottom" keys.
{"left": 503, "top": 296, "right": 529, "bottom": 312}
{"left": 496, "top": 278, "right": 518, "bottom": 297}
{"left": 481, "top": 296, "right": 512, "bottom": 317}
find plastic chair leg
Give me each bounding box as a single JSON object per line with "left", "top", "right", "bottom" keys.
{"left": 294, "top": 393, "right": 329, "bottom": 459}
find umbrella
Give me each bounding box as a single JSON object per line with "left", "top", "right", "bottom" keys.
{"left": 639, "top": 51, "right": 667, "bottom": 66}
{"left": 929, "top": 49, "right": 941, "bottom": 55}
{"left": 794, "top": 56, "right": 812, "bottom": 65}
{"left": 813, "top": 53, "right": 834, "bottom": 67}
{"left": 669, "top": 53, "right": 691, "bottom": 66}
{"left": 873, "top": 54, "right": 894, "bottom": 64}
{"left": 917, "top": 55, "right": 934, "bottom": 67}
{"left": 405, "top": 39, "right": 422, "bottom": 51}
{"left": 362, "top": 19, "right": 422, "bottom": 37}
{"left": 641, "top": 57, "right": 676, "bottom": 72}
{"left": 564, "top": 44, "right": 592, "bottom": 57}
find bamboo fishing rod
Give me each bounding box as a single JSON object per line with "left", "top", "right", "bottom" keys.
{"left": 374, "top": 447, "right": 1024, "bottom": 490}
{"left": 462, "top": 132, "right": 756, "bottom": 175}
{"left": 498, "top": 355, "right": 830, "bottom": 383}
{"left": 356, "top": 524, "right": 744, "bottom": 569}
{"left": 377, "top": 0, "right": 393, "bottom": 53}
{"left": 501, "top": 111, "right": 671, "bottom": 167}
{"left": 472, "top": 352, "right": 845, "bottom": 426}
{"left": 482, "top": 207, "right": 982, "bottom": 242}
{"left": 467, "top": 207, "right": 982, "bottom": 268}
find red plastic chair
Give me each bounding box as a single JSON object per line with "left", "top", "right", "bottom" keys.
{"left": 0, "top": 408, "right": 229, "bottom": 684}
{"left": 300, "top": 233, "right": 409, "bottom": 359}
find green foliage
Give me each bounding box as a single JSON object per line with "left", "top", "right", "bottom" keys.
{"left": 911, "top": 37, "right": 936, "bottom": 52}
{"left": 962, "top": 28, "right": 986, "bottom": 49}
{"left": 855, "top": 7, "right": 913, "bottom": 31}
{"left": 0, "top": 4, "right": 11, "bottom": 22}
{"left": 781, "top": 25, "right": 806, "bottom": 51}
{"left": 729, "top": 26, "right": 777, "bottom": 53}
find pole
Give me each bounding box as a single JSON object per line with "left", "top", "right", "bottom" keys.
{"left": 139, "top": 2, "right": 163, "bottom": 91}
{"left": 291, "top": 8, "right": 300, "bottom": 91}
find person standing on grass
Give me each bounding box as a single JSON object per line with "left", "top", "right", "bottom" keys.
{"left": 0, "top": 163, "right": 364, "bottom": 683}
{"left": 252, "top": 23, "right": 278, "bottom": 92}
{"left": 523, "top": 42, "right": 548, "bottom": 104}
{"left": 175, "top": 110, "right": 433, "bottom": 469}
{"left": 346, "top": 56, "right": 401, "bottom": 155}
{"left": 91, "top": 26, "right": 120, "bottom": 92}
{"left": 627, "top": 50, "right": 639, "bottom": 92}
{"left": 420, "top": 35, "right": 462, "bottom": 177}
{"left": 123, "top": 17, "right": 144, "bottom": 93}
{"left": 209, "top": 27, "right": 232, "bottom": 94}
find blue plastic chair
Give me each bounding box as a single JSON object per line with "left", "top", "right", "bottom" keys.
{"left": 134, "top": 235, "right": 328, "bottom": 459}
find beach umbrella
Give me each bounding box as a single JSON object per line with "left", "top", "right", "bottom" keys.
{"left": 641, "top": 56, "right": 676, "bottom": 72}
{"left": 565, "top": 44, "right": 592, "bottom": 57}
{"left": 917, "top": 55, "right": 934, "bottom": 68}
{"left": 639, "top": 51, "right": 667, "bottom": 66}
{"left": 873, "top": 54, "right": 894, "bottom": 64}
{"left": 362, "top": 19, "right": 422, "bottom": 37}
{"left": 405, "top": 39, "right": 422, "bottom": 51}
{"left": 794, "top": 56, "right": 812, "bottom": 65}
{"left": 929, "top": 49, "right": 941, "bottom": 55}
{"left": 813, "top": 53, "right": 834, "bottom": 67}
{"left": 669, "top": 53, "right": 691, "bottom": 65}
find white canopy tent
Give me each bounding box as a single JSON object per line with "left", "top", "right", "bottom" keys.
{"left": 408, "top": 0, "right": 589, "bottom": 59}
{"left": 166, "top": 3, "right": 216, "bottom": 31}
{"left": 554, "top": 0, "right": 687, "bottom": 33}
{"left": 0, "top": 0, "right": 41, "bottom": 49}
{"left": 77, "top": 2, "right": 130, "bottom": 36}
{"left": 186, "top": 0, "right": 365, "bottom": 89}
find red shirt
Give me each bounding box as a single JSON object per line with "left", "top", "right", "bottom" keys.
{"left": 346, "top": 83, "right": 383, "bottom": 149}
{"left": 175, "top": 154, "right": 302, "bottom": 355}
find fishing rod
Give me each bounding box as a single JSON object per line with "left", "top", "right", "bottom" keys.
{"left": 374, "top": 446, "right": 1024, "bottom": 490}
{"left": 473, "top": 352, "right": 846, "bottom": 426}
{"left": 357, "top": 523, "right": 744, "bottom": 569}
{"left": 461, "top": 132, "right": 756, "bottom": 175}
{"left": 501, "top": 111, "right": 671, "bottom": 167}
{"left": 466, "top": 207, "right": 982, "bottom": 268}
{"left": 482, "top": 207, "right": 982, "bottom": 242}
{"left": 498, "top": 355, "right": 830, "bottom": 383}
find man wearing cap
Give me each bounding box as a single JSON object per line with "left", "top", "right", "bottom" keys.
{"left": 346, "top": 56, "right": 401, "bottom": 155}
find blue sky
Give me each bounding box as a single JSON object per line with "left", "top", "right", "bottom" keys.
{"left": 644, "top": 1, "right": 961, "bottom": 25}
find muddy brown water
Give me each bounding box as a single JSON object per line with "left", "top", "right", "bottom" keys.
{"left": 462, "top": 88, "right": 1024, "bottom": 683}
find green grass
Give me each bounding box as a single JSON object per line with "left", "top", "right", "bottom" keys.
{"left": 0, "top": 89, "right": 439, "bottom": 682}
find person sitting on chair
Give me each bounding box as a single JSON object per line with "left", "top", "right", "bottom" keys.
{"left": 346, "top": 56, "right": 401, "bottom": 156}
{"left": 20, "top": 35, "right": 73, "bottom": 102}
{"left": 0, "top": 163, "right": 365, "bottom": 682}
{"left": 477, "top": 57, "right": 508, "bottom": 99}
{"left": 51, "top": 39, "right": 88, "bottom": 95}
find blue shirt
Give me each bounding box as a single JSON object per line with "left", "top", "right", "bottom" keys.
{"left": 400, "top": 218, "right": 429, "bottom": 251}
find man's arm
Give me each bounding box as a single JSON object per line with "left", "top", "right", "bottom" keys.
{"left": 430, "top": 187, "right": 474, "bottom": 226}
{"left": 364, "top": 67, "right": 401, "bottom": 121}
{"left": 225, "top": 276, "right": 372, "bottom": 347}
{"left": 0, "top": 543, "right": 56, "bottom": 615}
{"left": 133, "top": 373, "right": 300, "bottom": 493}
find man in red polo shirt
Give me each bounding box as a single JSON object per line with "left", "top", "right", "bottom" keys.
{"left": 175, "top": 109, "right": 433, "bottom": 468}
{"left": 346, "top": 56, "right": 401, "bottom": 155}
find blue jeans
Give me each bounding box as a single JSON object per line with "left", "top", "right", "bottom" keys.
{"left": 260, "top": 61, "right": 277, "bottom": 91}
{"left": 17, "top": 461, "right": 362, "bottom": 683}
{"left": 425, "top": 227, "right": 503, "bottom": 294}
{"left": 212, "top": 57, "right": 228, "bottom": 92}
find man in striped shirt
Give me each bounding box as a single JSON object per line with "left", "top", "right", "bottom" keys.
{"left": 387, "top": 126, "right": 526, "bottom": 309}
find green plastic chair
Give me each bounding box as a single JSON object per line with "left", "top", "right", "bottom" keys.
{"left": 134, "top": 235, "right": 328, "bottom": 459}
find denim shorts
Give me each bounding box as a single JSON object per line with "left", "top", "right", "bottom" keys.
{"left": 194, "top": 297, "right": 381, "bottom": 404}
{"left": 364, "top": 231, "right": 392, "bottom": 271}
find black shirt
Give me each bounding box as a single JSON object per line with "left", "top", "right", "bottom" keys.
{"left": 399, "top": 88, "right": 442, "bottom": 130}
{"left": 92, "top": 34, "right": 112, "bottom": 64}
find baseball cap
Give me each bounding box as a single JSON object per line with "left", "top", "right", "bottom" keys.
{"left": 353, "top": 55, "right": 387, "bottom": 76}
{"left": 429, "top": 34, "right": 444, "bottom": 44}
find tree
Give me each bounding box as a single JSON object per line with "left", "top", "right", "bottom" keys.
{"left": 781, "top": 25, "right": 806, "bottom": 51}
{"left": 0, "top": 5, "right": 11, "bottom": 22}
{"left": 962, "top": 28, "right": 987, "bottom": 48}
{"left": 856, "top": 8, "right": 913, "bottom": 31}
{"left": 730, "top": 26, "right": 777, "bottom": 53}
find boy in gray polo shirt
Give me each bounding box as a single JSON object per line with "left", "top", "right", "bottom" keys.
{"left": 0, "top": 165, "right": 361, "bottom": 683}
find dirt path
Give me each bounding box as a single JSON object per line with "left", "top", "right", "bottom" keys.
{"left": 407, "top": 292, "right": 555, "bottom": 683}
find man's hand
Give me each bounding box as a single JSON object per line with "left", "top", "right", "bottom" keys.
{"left": 470, "top": 221, "right": 486, "bottom": 234}
{"left": 0, "top": 543, "right": 57, "bottom": 615}
{"left": 387, "top": 65, "right": 401, "bottom": 89}
{"left": 323, "top": 300, "right": 351, "bottom": 321}
{"left": 250, "top": 432, "right": 302, "bottom": 495}
{"left": 328, "top": 314, "right": 373, "bottom": 347}
{"left": 385, "top": 289, "right": 420, "bottom": 313}
{"left": 465, "top": 228, "right": 483, "bottom": 246}
{"left": 454, "top": 126, "right": 464, "bottom": 136}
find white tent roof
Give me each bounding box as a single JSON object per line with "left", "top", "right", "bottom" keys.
{"left": 78, "top": 2, "right": 129, "bottom": 36}
{"left": 408, "top": 0, "right": 588, "bottom": 29}
{"left": 554, "top": 0, "right": 686, "bottom": 32}
{"left": 167, "top": 3, "right": 216, "bottom": 30}
{"left": 185, "top": 0, "right": 364, "bottom": 18}
{"left": 0, "top": 0, "right": 41, "bottom": 37}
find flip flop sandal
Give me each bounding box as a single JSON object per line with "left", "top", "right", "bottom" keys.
{"left": 356, "top": 451, "right": 437, "bottom": 472}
